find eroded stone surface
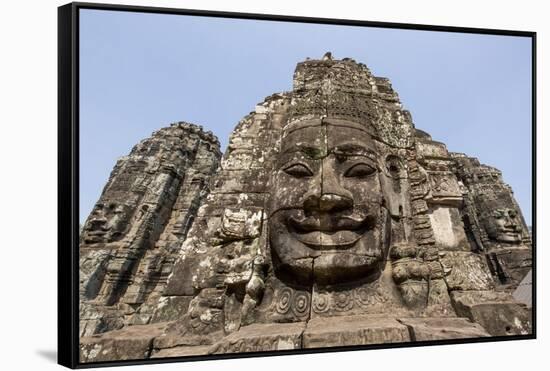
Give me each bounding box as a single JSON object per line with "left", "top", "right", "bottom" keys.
{"left": 209, "top": 322, "right": 306, "bottom": 353}
{"left": 450, "top": 291, "right": 532, "bottom": 336}
{"left": 439, "top": 251, "right": 495, "bottom": 291}
{"left": 80, "top": 323, "right": 167, "bottom": 363}
{"left": 452, "top": 153, "right": 532, "bottom": 288}
{"left": 79, "top": 122, "right": 221, "bottom": 336}
{"left": 151, "top": 345, "right": 211, "bottom": 358}
{"left": 303, "top": 316, "right": 410, "bottom": 348}
{"left": 398, "top": 317, "right": 489, "bottom": 341}
{"left": 79, "top": 53, "right": 532, "bottom": 362}
{"left": 513, "top": 270, "right": 532, "bottom": 307}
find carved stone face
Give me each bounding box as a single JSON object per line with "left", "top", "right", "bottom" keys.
{"left": 268, "top": 120, "right": 389, "bottom": 285}
{"left": 484, "top": 208, "right": 522, "bottom": 244}
{"left": 81, "top": 202, "right": 131, "bottom": 244}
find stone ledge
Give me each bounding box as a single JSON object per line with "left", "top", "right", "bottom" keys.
{"left": 303, "top": 316, "right": 410, "bottom": 348}
{"left": 450, "top": 291, "right": 532, "bottom": 336}
{"left": 397, "top": 317, "right": 490, "bottom": 341}
{"left": 151, "top": 345, "right": 211, "bottom": 358}
{"left": 80, "top": 322, "right": 168, "bottom": 363}
{"left": 209, "top": 322, "right": 306, "bottom": 354}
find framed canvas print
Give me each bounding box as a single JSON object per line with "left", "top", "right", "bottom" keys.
{"left": 58, "top": 2, "right": 536, "bottom": 368}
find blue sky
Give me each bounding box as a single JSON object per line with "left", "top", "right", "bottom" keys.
{"left": 79, "top": 9, "right": 533, "bottom": 225}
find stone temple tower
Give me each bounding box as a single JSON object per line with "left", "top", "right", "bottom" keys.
{"left": 79, "top": 122, "right": 221, "bottom": 337}
{"left": 79, "top": 54, "right": 532, "bottom": 363}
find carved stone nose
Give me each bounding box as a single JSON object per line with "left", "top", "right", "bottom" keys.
{"left": 503, "top": 215, "right": 516, "bottom": 228}
{"left": 304, "top": 193, "right": 353, "bottom": 213}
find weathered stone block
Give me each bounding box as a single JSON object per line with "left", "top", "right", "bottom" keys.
{"left": 198, "top": 193, "right": 267, "bottom": 217}
{"left": 424, "top": 278, "right": 455, "bottom": 317}
{"left": 428, "top": 206, "right": 468, "bottom": 249}
{"left": 221, "top": 149, "right": 264, "bottom": 170}
{"left": 439, "top": 251, "right": 494, "bottom": 291}
{"left": 219, "top": 207, "right": 263, "bottom": 240}
{"left": 150, "top": 295, "right": 193, "bottom": 323}
{"left": 79, "top": 304, "right": 124, "bottom": 337}
{"left": 398, "top": 317, "right": 489, "bottom": 341}
{"left": 79, "top": 249, "right": 112, "bottom": 300}
{"left": 80, "top": 323, "right": 167, "bottom": 363}
{"left": 163, "top": 255, "right": 203, "bottom": 296}
{"left": 209, "top": 322, "right": 306, "bottom": 353}
{"left": 303, "top": 316, "right": 410, "bottom": 348}
{"left": 151, "top": 345, "right": 211, "bottom": 358}
{"left": 491, "top": 248, "right": 532, "bottom": 286}
{"left": 513, "top": 270, "right": 532, "bottom": 307}
{"left": 211, "top": 170, "right": 269, "bottom": 194}
{"left": 416, "top": 140, "right": 448, "bottom": 159}
{"left": 450, "top": 291, "right": 532, "bottom": 336}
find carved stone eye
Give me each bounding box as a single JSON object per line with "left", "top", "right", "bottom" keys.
{"left": 344, "top": 163, "right": 376, "bottom": 178}
{"left": 283, "top": 163, "right": 313, "bottom": 178}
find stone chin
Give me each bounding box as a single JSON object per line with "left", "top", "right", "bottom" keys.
{"left": 312, "top": 253, "right": 384, "bottom": 285}
{"left": 269, "top": 209, "right": 388, "bottom": 286}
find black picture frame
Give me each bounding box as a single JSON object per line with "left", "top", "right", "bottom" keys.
{"left": 58, "top": 2, "right": 537, "bottom": 369}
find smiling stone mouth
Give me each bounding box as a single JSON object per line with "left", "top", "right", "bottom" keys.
{"left": 499, "top": 227, "right": 520, "bottom": 236}
{"left": 86, "top": 229, "right": 109, "bottom": 235}
{"left": 288, "top": 215, "right": 373, "bottom": 249}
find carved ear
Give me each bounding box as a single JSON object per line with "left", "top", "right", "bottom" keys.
{"left": 380, "top": 155, "right": 405, "bottom": 218}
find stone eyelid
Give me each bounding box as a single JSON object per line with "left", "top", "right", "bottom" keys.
{"left": 344, "top": 162, "right": 377, "bottom": 178}
{"left": 283, "top": 162, "right": 314, "bottom": 177}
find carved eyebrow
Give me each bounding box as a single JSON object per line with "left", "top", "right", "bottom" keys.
{"left": 331, "top": 143, "right": 378, "bottom": 158}
{"left": 283, "top": 144, "right": 327, "bottom": 159}
{"left": 302, "top": 146, "right": 327, "bottom": 159}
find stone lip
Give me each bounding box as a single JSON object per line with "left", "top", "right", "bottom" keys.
{"left": 289, "top": 213, "right": 372, "bottom": 250}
